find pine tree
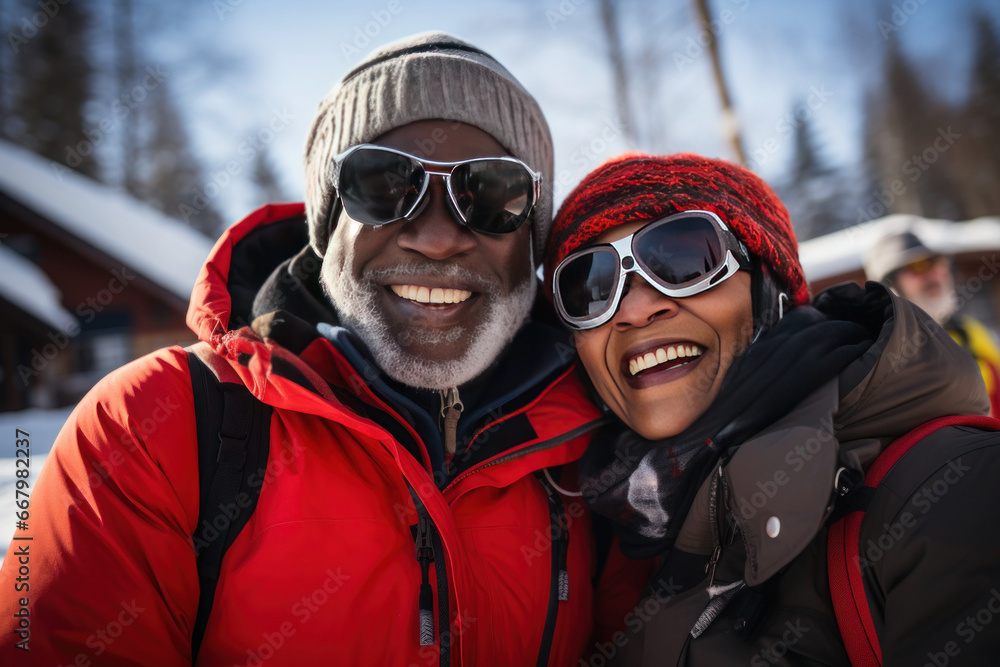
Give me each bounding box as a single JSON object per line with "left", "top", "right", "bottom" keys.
{"left": 960, "top": 11, "right": 1000, "bottom": 216}
{"left": 790, "top": 118, "right": 829, "bottom": 181}
{"left": 143, "top": 79, "right": 223, "bottom": 237}
{"left": 11, "top": 0, "right": 100, "bottom": 179}
{"left": 862, "top": 41, "right": 965, "bottom": 220}
{"left": 251, "top": 147, "right": 291, "bottom": 204}
{"left": 968, "top": 12, "right": 1000, "bottom": 145}
{"left": 779, "top": 110, "right": 846, "bottom": 240}
{"left": 880, "top": 41, "right": 930, "bottom": 214}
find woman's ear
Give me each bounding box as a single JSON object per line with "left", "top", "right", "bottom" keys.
{"left": 750, "top": 259, "right": 788, "bottom": 341}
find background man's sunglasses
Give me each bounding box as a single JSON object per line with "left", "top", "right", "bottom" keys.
{"left": 332, "top": 145, "right": 542, "bottom": 234}
{"left": 553, "top": 210, "right": 751, "bottom": 330}
{"left": 902, "top": 256, "right": 948, "bottom": 275}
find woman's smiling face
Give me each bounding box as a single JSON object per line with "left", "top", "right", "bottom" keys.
{"left": 572, "top": 221, "right": 755, "bottom": 440}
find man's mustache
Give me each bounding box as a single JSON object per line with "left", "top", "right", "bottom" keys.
{"left": 367, "top": 263, "right": 499, "bottom": 295}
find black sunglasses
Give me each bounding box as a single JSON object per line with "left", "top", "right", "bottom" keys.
{"left": 332, "top": 145, "right": 542, "bottom": 235}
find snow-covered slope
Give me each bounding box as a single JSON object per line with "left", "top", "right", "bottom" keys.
{"left": 0, "top": 407, "right": 73, "bottom": 557}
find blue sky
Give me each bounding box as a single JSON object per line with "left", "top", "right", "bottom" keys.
{"left": 42, "top": 0, "right": 1000, "bottom": 225}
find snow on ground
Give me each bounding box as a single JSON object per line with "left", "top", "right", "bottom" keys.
{"left": 0, "top": 407, "right": 74, "bottom": 557}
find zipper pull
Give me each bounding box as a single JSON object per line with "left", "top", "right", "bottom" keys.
{"left": 416, "top": 514, "right": 435, "bottom": 646}
{"left": 556, "top": 496, "right": 570, "bottom": 601}
{"left": 558, "top": 527, "right": 570, "bottom": 601}
{"left": 705, "top": 544, "right": 722, "bottom": 588}
{"left": 439, "top": 387, "right": 464, "bottom": 456}
{"left": 541, "top": 475, "right": 571, "bottom": 602}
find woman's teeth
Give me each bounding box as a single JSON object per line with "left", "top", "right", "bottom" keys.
{"left": 390, "top": 284, "right": 472, "bottom": 305}
{"left": 628, "top": 344, "right": 704, "bottom": 376}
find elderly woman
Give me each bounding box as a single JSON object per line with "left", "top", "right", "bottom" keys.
{"left": 545, "top": 154, "right": 1000, "bottom": 665}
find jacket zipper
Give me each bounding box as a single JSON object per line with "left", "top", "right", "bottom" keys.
{"left": 395, "top": 401, "right": 605, "bottom": 663}
{"left": 415, "top": 513, "right": 436, "bottom": 646}
{"left": 401, "top": 401, "right": 602, "bottom": 663}
{"left": 430, "top": 517, "right": 451, "bottom": 667}
{"left": 439, "top": 387, "right": 464, "bottom": 457}
{"left": 536, "top": 474, "right": 570, "bottom": 667}
{"left": 410, "top": 489, "right": 450, "bottom": 666}
{"left": 705, "top": 465, "right": 725, "bottom": 586}
{"left": 434, "top": 418, "right": 606, "bottom": 662}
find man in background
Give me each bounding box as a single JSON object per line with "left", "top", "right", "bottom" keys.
{"left": 866, "top": 228, "right": 1000, "bottom": 416}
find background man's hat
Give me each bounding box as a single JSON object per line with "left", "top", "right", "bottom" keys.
{"left": 864, "top": 230, "right": 938, "bottom": 284}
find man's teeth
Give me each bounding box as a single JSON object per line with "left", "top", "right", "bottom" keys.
{"left": 390, "top": 284, "right": 472, "bottom": 305}
{"left": 628, "top": 344, "right": 704, "bottom": 376}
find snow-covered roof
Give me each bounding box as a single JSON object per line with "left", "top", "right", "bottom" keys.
{"left": 799, "top": 214, "right": 1000, "bottom": 283}
{"left": 0, "top": 140, "right": 213, "bottom": 301}
{"left": 0, "top": 242, "right": 76, "bottom": 331}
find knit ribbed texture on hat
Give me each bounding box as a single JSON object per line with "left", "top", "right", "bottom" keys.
{"left": 544, "top": 153, "right": 810, "bottom": 306}
{"left": 303, "top": 32, "right": 553, "bottom": 263}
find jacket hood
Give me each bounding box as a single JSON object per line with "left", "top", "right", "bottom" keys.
{"left": 681, "top": 281, "right": 989, "bottom": 585}
{"left": 829, "top": 281, "right": 989, "bottom": 446}
{"left": 187, "top": 203, "right": 316, "bottom": 342}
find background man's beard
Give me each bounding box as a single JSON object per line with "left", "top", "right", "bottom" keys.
{"left": 322, "top": 262, "right": 537, "bottom": 390}
{"left": 911, "top": 291, "right": 957, "bottom": 324}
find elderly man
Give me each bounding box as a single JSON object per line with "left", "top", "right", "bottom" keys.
{"left": 865, "top": 228, "right": 1000, "bottom": 416}
{"left": 0, "top": 33, "right": 630, "bottom": 665}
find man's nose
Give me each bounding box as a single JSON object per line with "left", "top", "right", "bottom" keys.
{"left": 395, "top": 176, "right": 477, "bottom": 259}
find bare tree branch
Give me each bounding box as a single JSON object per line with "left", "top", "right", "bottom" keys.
{"left": 599, "top": 0, "right": 636, "bottom": 146}
{"left": 691, "top": 0, "right": 746, "bottom": 164}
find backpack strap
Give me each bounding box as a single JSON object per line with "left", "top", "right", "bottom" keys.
{"left": 187, "top": 346, "right": 272, "bottom": 661}
{"left": 827, "top": 414, "right": 1000, "bottom": 666}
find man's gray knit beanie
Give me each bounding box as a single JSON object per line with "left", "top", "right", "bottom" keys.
{"left": 304, "top": 31, "right": 554, "bottom": 264}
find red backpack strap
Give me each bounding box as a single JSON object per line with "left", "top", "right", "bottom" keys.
{"left": 827, "top": 414, "right": 1000, "bottom": 666}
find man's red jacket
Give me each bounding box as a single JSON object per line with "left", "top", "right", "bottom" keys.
{"left": 0, "top": 204, "right": 646, "bottom": 665}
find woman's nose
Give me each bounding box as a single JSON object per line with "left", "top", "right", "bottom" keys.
{"left": 611, "top": 274, "right": 679, "bottom": 329}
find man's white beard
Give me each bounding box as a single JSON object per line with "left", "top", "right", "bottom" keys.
{"left": 910, "top": 291, "right": 957, "bottom": 325}
{"left": 322, "top": 261, "right": 536, "bottom": 390}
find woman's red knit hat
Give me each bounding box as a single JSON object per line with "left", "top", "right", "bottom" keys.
{"left": 544, "top": 153, "right": 810, "bottom": 307}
